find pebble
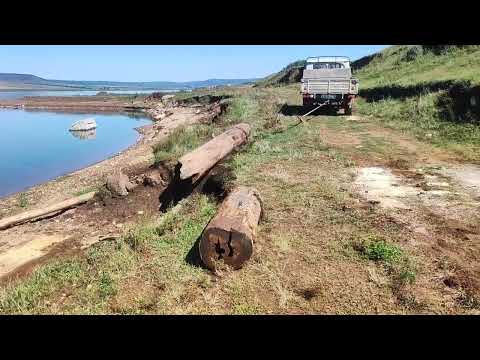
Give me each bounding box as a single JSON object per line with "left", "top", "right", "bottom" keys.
{"left": 137, "top": 211, "right": 144, "bottom": 215}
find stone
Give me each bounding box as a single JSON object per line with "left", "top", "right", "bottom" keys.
{"left": 106, "top": 170, "right": 134, "bottom": 197}
{"left": 162, "top": 94, "right": 175, "bottom": 103}
{"left": 143, "top": 168, "right": 165, "bottom": 187}
{"left": 69, "top": 118, "right": 97, "bottom": 131}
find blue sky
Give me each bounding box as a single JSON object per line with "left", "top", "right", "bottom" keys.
{"left": 0, "top": 45, "right": 388, "bottom": 82}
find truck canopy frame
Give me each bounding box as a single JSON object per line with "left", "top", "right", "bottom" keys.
{"left": 306, "top": 56, "right": 351, "bottom": 68}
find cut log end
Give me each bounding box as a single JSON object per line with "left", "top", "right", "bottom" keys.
{"left": 199, "top": 228, "right": 253, "bottom": 271}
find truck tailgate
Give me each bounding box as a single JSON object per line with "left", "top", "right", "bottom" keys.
{"left": 303, "top": 79, "right": 352, "bottom": 94}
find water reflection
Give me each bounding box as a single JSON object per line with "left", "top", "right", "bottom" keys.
{"left": 69, "top": 129, "right": 96, "bottom": 140}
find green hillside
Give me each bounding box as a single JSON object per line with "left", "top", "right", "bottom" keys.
{"left": 353, "top": 45, "right": 480, "bottom": 161}
{"left": 255, "top": 60, "right": 306, "bottom": 87}
{"left": 353, "top": 45, "right": 480, "bottom": 88}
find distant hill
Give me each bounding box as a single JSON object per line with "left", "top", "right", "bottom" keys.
{"left": 255, "top": 60, "right": 306, "bottom": 87}
{"left": 0, "top": 73, "right": 258, "bottom": 91}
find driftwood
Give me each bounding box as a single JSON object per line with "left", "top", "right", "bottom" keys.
{"left": 199, "top": 186, "right": 263, "bottom": 271}
{"left": 0, "top": 192, "right": 96, "bottom": 230}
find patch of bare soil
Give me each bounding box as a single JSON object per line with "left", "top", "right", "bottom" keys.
{"left": 352, "top": 163, "right": 480, "bottom": 313}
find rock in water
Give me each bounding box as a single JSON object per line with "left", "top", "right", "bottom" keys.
{"left": 70, "top": 118, "right": 97, "bottom": 131}
{"left": 106, "top": 170, "right": 135, "bottom": 197}
{"left": 70, "top": 128, "right": 96, "bottom": 140}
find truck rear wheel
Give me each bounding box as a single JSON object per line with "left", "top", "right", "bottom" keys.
{"left": 344, "top": 101, "right": 355, "bottom": 115}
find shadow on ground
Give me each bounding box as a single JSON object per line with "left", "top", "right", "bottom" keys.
{"left": 280, "top": 104, "right": 343, "bottom": 116}
{"left": 185, "top": 235, "right": 205, "bottom": 268}
{"left": 360, "top": 80, "right": 469, "bottom": 102}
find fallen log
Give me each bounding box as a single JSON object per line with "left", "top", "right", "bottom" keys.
{"left": 178, "top": 123, "right": 250, "bottom": 182}
{"left": 159, "top": 123, "right": 250, "bottom": 210}
{"left": 0, "top": 192, "right": 96, "bottom": 230}
{"left": 199, "top": 186, "right": 263, "bottom": 271}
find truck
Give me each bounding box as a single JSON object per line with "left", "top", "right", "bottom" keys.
{"left": 300, "top": 56, "right": 359, "bottom": 115}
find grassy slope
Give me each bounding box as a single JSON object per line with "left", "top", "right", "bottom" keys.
{"left": 255, "top": 60, "right": 306, "bottom": 87}
{"left": 354, "top": 45, "right": 480, "bottom": 87}
{"left": 353, "top": 45, "right": 480, "bottom": 161}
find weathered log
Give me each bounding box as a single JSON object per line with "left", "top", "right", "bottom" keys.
{"left": 199, "top": 186, "right": 263, "bottom": 271}
{"left": 159, "top": 123, "right": 251, "bottom": 210}
{"left": 0, "top": 192, "right": 96, "bottom": 230}
{"left": 177, "top": 123, "right": 250, "bottom": 182}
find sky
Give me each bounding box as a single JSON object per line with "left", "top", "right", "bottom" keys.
{"left": 0, "top": 45, "right": 388, "bottom": 82}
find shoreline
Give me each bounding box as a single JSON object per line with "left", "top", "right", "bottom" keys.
{"left": 0, "top": 96, "right": 223, "bottom": 218}
{"left": 0, "top": 122, "right": 150, "bottom": 201}
{"left": 0, "top": 96, "right": 156, "bottom": 213}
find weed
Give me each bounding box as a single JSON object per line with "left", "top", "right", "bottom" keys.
{"left": 18, "top": 193, "right": 28, "bottom": 208}
{"left": 153, "top": 125, "right": 213, "bottom": 164}
{"left": 355, "top": 235, "right": 417, "bottom": 289}
{"left": 74, "top": 186, "right": 98, "bottom": 196}
{"left": 232, "top": 303, "right": 259, "bottom": 315}
{"left": 98, "top": 272, "right": 116, "bottom": 299}
{"left": 361, "top": 236, "right": 403, "bottom": 264}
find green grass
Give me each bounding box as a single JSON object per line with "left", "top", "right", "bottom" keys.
{"left": 153, "top": 125, "right": 214, "bottom": 164}
{"left": 355, "top": 45, "right": 480, "bottom": 88}
{"left": 18, "top": 193, "right": 28, "bottom": 208}
{"left": 362, "top": 236, "right": 404, "bottom": 264}
{"left": 354, "top": 45, "right": 480, "bottom": 160}
{"left": 356, "top": 95, "right": 480, "bottom": 160}
{"left": 0, "top": 194, "right": 217, "bottom": 314}
{"left": 74, "top": 186, "right": 99, "bottom": 197}
{"left": 356, "top": 235, "right": 417, "bottom": 287}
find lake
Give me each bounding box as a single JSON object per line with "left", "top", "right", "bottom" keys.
{"left": 0, "top": 89, "right": 181, "bottom": 101}
{"left": 0, "top": 109, "right": 151, "bottom": 198}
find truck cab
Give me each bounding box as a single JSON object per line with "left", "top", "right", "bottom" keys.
{"left": 301, "top": 56, "right": 359, "bottom": 115}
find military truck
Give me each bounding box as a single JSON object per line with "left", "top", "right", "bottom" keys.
{"left": 301, "top": 56, "right": 359, "bottom": 115}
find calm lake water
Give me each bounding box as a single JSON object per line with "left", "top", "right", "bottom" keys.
{"left": 0, "top": 89, "right": 180, "bottom": 100}
{"left": 0, "top": 109, "right": 151, "bottom": 198}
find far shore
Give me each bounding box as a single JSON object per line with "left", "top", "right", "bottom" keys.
{"left": 0, "top": 95, "right": 149, "bottom": 112}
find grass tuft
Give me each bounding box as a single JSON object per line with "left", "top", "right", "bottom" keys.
{"left": 153, "top": 125, "right": 214, "bottom": 164}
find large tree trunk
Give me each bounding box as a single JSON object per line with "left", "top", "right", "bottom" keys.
{"left": 199, "top": 186, "right": 263, "bottom": 271}
{"left": 178, "top": 123, "right": 250, "bottom": 182}
{"left": 0, "top": 192, "right": 96, "bottom": 230}
{"left": 159, "top": 123, "right": 251, "bottom": 210}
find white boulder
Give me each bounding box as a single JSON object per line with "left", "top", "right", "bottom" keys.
{"left": 70, "top": 118, "right": 97, "bottom": 131}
